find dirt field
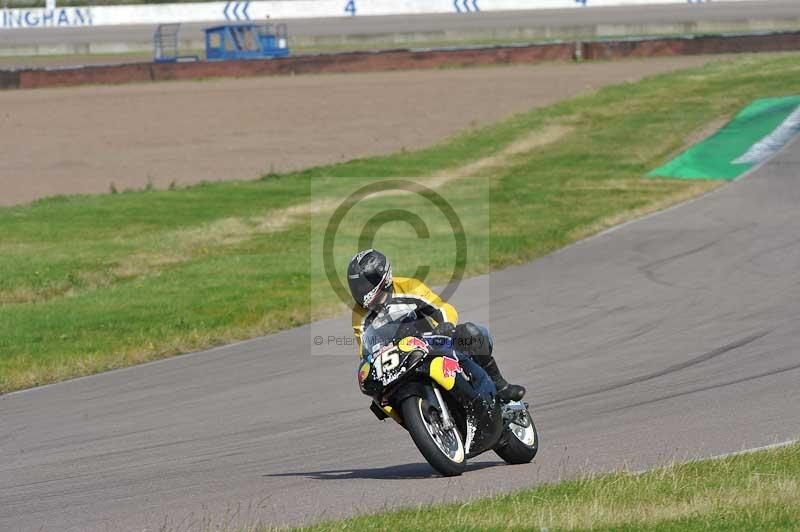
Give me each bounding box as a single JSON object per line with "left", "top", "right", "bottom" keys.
{"left": 1, "top": 56, "right": 721, "bottom": 206}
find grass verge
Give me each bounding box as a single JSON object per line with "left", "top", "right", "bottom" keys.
{"left": 289, "top": 442, "right": 800, "bottom": 531}
{"left": 3, "top": 52, "right": 800, "bottom": 392}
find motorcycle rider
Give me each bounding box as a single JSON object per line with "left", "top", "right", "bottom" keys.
{"left": 348, "top": 248, "right": 525, "bottom": 401}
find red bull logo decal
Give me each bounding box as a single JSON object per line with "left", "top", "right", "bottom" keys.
{"left": 441, "top": 356, "right": 461, "bottom": 378}
{"left": 357, "top": 362, "right": 371, "bottom": 389}
{"left": 398, "top": 336, "right": 429, "bottom": 353}
{"left": 429, "top": 356, "right": 460, "bottom": 391}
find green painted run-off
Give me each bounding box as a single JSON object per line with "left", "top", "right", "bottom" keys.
{"left": 650, "top": 96, "right": 800, "bottom": 181}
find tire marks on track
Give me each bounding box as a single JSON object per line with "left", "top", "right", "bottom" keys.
{"left": 611, "top": 361, "right": 800, "bottom": 413}
{"left": 537, "top": 330, "right": 771, "bottom": 410}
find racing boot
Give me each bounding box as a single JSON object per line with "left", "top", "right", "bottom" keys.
{"left": 482, "top": 358, "right": 526, "bottom": 402}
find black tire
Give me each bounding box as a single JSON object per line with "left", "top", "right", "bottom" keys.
{"left": 401, "top": 395, "right": 466, "bottom": 477}
{"left": 494, "top": 409, "right": 538, "bottom": 465}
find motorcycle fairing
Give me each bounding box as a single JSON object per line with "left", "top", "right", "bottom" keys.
{"left": 444, "top": 356, "right": 504, "bottom": 457}
{"left": 428, "top": 355, "right": 461, "bottom": 390}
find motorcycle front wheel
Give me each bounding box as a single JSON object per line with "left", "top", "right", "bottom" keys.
{"left": 401, "top": 395, "right": 466, "bottom": 477}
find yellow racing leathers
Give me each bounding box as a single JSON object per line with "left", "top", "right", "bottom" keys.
{"left": 352, "top": 276, "right": 458, "bottom": 357}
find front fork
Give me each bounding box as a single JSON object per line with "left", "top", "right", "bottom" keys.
{"left": 432, "top": 385, "right": 455, "bottom": 431}
{"left": 373, "top": 382, "right": 453, "bottom": 428}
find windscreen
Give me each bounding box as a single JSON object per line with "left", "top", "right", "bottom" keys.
{"left": 361, "top": 306, "right": 433, "bottom": 358}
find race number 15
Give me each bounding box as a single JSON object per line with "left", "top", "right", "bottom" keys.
{"left": 374, "top": 350, "right": 400, "bottom": 379}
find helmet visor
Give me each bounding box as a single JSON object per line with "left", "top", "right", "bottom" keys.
{"left": 368, "top": 285, "right": 392, "bottom": 310}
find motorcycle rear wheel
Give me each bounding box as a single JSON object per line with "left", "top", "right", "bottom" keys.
{"left": 494, "top": 408, "right": 538, "bottom": 465}
{"left": 401, "top": 395, "right": 466, "bottom": 477}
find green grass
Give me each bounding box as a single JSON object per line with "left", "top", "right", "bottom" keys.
{"left": 289, "top": 442, "right": 800, "bottom": 531}
{"left": 4, "top": 52, "right": 800, "bottom": 392}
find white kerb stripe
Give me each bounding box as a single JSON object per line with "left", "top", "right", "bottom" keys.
{"left": 733, "top": 106, "right": 800, "bottom": 165}
{"left": 629, "top": 439, "right": 798, "bottom": 475}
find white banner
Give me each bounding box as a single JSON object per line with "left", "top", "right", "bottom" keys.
{"left": 0, "top": 0, "right": 757, "bottom": 30}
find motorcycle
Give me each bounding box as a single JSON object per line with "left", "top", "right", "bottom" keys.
{"left": 357, "top": 307, "right": 538, "bottom": 476}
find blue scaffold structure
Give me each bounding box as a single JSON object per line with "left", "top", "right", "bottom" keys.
{"left": 205, "top": 23, "right": 290, "bottom": 61}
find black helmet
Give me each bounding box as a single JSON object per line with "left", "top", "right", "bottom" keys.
{"left": 347, "top": 249, "right": 393, "bottom": 310}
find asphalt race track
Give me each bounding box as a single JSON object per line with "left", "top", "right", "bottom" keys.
{"left": 3, "top": 126, "right": 800, "bottom": 529}
{"left": 1, "top": 1, "right": 799, "bottom": 49}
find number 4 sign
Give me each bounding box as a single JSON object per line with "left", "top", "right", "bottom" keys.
{"left": 344, "top": 0, "right": 356, "bottom": 16}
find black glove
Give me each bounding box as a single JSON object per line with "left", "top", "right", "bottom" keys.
{"left": 433, "top": 322, "right": 455, "bottom": 337}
